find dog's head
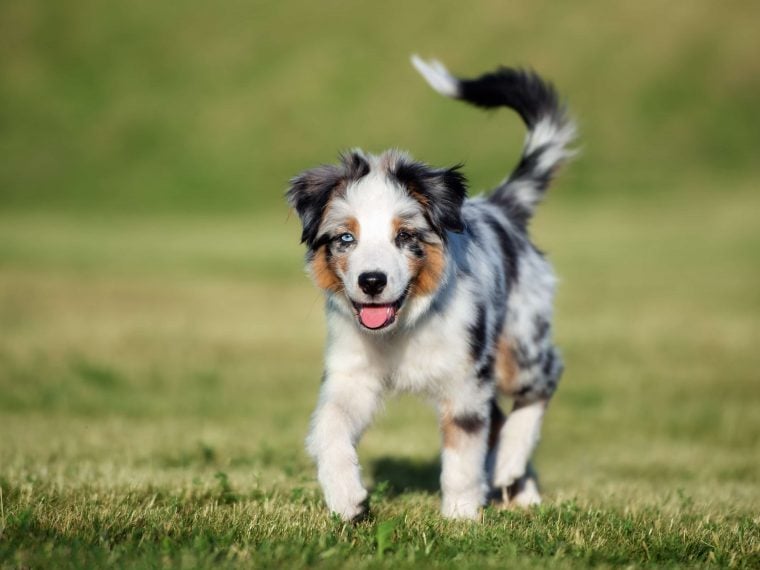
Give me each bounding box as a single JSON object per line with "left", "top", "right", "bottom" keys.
{"left": 287, "top": 150, "right": 467, "bottom": 332}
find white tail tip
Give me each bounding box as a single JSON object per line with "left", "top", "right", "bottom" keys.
{"left": 410, "top": 54, "right": 460, "bottom": 99}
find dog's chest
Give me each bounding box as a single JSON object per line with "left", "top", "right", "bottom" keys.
{"left": 380, "top": 319, "right": 471, "bottom": 395}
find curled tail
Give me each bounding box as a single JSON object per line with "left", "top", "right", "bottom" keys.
{"left": 411, "top": 55, "right": 576, "bottom": 228}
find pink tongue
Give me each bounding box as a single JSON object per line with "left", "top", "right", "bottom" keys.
{"left": 359, "top": 305, "right": 393, "bottom": 329}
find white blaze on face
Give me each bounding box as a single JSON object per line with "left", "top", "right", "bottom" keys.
{"left": 347, "top": 174, "right": 421, "bottom": 305}
{"left": 322, "top": 172, "right": 422, "bottom": 307}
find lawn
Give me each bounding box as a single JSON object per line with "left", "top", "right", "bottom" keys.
{"left": 1, "top": 1, "right": 759, "bottom": 568}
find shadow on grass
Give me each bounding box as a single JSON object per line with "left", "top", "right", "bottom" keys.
{"left": 370, "top": 456, "right": 441, "bottom": 496}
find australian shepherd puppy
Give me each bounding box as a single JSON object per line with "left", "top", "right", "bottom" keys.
{"left": 286, "top": 56, "right": 575, "bottom": 521}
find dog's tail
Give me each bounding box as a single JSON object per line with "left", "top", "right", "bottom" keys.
{"left": 411, "top": 55, "right": 576, "bottom": 228}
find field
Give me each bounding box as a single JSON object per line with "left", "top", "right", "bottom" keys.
{"left": 1, "top": 1, "right": 759, "bottom": 568}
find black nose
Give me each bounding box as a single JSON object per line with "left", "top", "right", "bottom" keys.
{"left": 358, "top": 271, "right": 387, "bottom": 296}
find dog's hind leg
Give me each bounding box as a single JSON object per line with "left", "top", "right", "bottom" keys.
{"left": 491, "top": 397, "right": 547, "bottom": 501}
{"left": 490, "top": 337, "right": 562, "bottom": 506}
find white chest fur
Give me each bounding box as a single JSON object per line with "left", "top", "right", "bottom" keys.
{"left": 324, "top": 284, "right": 474, "bottom": 398}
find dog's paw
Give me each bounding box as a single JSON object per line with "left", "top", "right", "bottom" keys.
{"left": 441, "top": 501, "right": 481, "bottom": 521}
{"left": 510, "top": 477, "right": 541, "bottom": 508}
{"left": 325, "top": 485, "right": 369, "bottom": 522}
{"left": 493, "top": 469, "right": 541, "bottom": 509}
{"left": 441, "top": 490, "right": 484, "bottom": 521}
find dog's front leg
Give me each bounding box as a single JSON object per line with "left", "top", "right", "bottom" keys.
{"left": 306, "top": 372, "right": 381, "bottom": 521}
{"left": 438, "top": 400, "right": 490, "bottom": 520}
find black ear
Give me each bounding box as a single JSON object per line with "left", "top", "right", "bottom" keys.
{"left": 392, "top": 160, "right": 468, "bottom": 236}
{"left": 286, "top": 151, "right": 370, "bottom": 248}
{"left": 286, "top": 164, "right": 344, "bottom": 247}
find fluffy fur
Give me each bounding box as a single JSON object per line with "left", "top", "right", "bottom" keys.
{"left": 286, "top": 56, "right": 576, "bottom": 521}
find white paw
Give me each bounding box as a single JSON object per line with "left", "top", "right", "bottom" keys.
{"left": 441, "top": 491, "right": 483, "bottom": 520}
{"left": 322, "top": 478, "right": 368, "bottom": 521}
{"left": 510, "top": 476, "right": 542, "bottom": 507}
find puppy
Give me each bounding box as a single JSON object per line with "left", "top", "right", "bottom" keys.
{"left": 286, "top": 56, "right": 575, "bottom": 520}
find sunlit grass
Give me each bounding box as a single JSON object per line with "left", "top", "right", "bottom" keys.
{"left": 1, "top": 186, "right": 758, "bottom": 566}
{"left": 1, "top": 0, "right": 760, "bottom": 566}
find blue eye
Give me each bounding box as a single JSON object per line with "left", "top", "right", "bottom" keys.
{"left": 339, "top": 233, "right": 355, "bottom": 244}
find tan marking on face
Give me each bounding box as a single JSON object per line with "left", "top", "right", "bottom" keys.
{"left": 392, "top": 216, "right": 404, "bottom": 235}
{"left": 410, "top": 242, "right": 445, "bottom": 297}
{"left": 344, "top": 216, "right": 359, "bottom": 238}
{"left": 495, "top": 336, "right": 520, "bottom": 396}
{"left": 309, "top": 216, "right": 359, "bottom": 292}
{"left": 335, "top": 216, "right": 359, "bottom": 275}
{"left": 310, "top": 246, "right": 342, "bottom": 292}
{"left": 394, "top": 213, "right": 446, "bottom": 297}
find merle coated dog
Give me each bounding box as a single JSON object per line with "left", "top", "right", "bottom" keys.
{"left": 286, "top": 56, "right": 575, "bottom": 520}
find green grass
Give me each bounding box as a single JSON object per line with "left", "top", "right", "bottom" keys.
{"left": 2, "top": 0, "right": 760, "bottom": 567}
{"left": 2, "top": 188, "right": 758, "bottom": 568}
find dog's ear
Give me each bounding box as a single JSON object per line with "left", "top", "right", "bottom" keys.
{"left": 392, "top": 160, "right": 468, "bottom": 236}
{"left": 286, "top": 151, "right": 370, "bottom": 247}
{"left": 286, "top": 164, "right": 344, "bottom": 247}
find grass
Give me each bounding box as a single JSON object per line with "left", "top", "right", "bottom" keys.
{"left": 1, "top": 187, "right": 758, "bottom": 567}
{"left": 1, "top": 0, "right": 760, "bottom": 567}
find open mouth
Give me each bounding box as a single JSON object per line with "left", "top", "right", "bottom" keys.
{"left": 352, "top": 294, "right": 407, "bottom": 330}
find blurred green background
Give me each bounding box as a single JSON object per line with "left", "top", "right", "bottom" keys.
{"left": 3, "top": 0, "right": 758, "bottom": 215}
{"left": 1, "top": 0, "right": 759, "bottom": 566}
